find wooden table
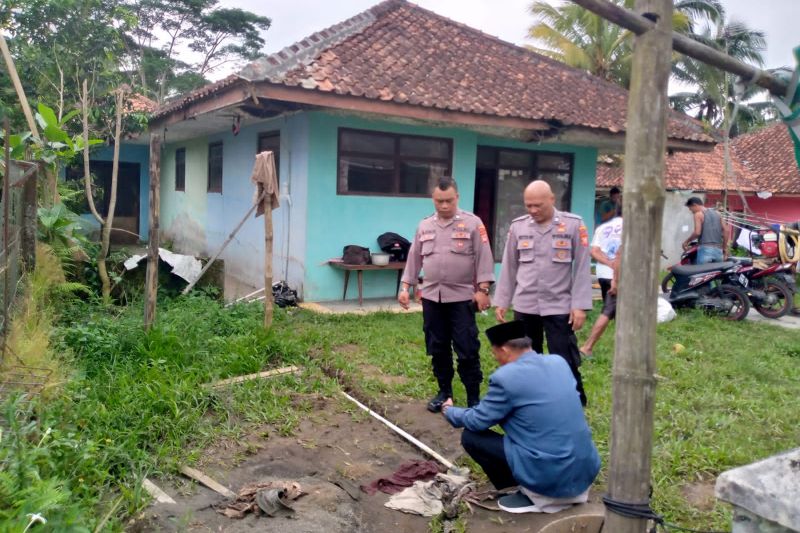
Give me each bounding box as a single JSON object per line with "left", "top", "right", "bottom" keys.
{"left": 328, "top": 259, "right": 406, "bottom": 306}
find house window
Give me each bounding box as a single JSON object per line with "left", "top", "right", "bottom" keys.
{"left": 257, "top": 132, "right": 280, "bottom": 183}
{"left": 207, "top": 142, "right": 223, "bottom": 193}
{"left": 337, "top": 128, "right": 452, "bottom": 196}
{"left": 175, "top": 148, "right": 186, "bottom": 191}
{"left": 474, "top": 147, "right": 573, "bottom": 258}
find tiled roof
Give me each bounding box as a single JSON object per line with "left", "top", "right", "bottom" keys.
{"left": 597, "top": 123, "right": 800, "bottom": 194}
{"left": 733, "top": 123, "right": 800, "bottom": 194}
{"left": 154, "top": 0, "right": 714, "bottom": 146}
{"left": 126, "top": 93, "right": 158, "bottom": 114}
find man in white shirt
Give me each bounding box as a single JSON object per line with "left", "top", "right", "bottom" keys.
{"left": 580, "top": 208, "right": 622, "bottom": 357}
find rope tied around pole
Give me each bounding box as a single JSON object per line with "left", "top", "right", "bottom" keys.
{"left": 602, "top": 494, "right": 731, "bottom": 533}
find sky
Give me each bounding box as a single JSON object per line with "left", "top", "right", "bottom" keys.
{"left": 215, "top": 0, "right": 797, "bottom": 81}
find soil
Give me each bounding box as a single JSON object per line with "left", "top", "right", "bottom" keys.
{"left": 681, "top": 480, "right": 717, "bottom": 511}
{"left": 131, "top": 398, "right": 603, "bottom": 532}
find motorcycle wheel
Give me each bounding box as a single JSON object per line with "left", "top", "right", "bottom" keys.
{"left": 753, "top": 280, "right": 792, "bottom": 319}
{"left": 661, "top": 272, "right": 676, "bottom": 294}
{"left": 717, "top": 285, "right": 750, "bottom": 321}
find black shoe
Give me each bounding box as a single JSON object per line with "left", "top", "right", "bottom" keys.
{"left": 426, "top": 391, "right": 451, "bottom": 413}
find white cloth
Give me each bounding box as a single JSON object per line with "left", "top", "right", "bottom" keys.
{"left": 657, "top": 296, "right": 676, "bottom": 323}
{"left": 736, "top": 228, "right": 761, "bottom": 255}
{"left": 518, "top": 487, "right": 589, "bottom": 513}
{"left": 384, "top": 472, "right": 470, "bottom": 517}
{"left": 123, "top": 248, "right": 202, "bottom": 284}
{"left": 591, "top": 216, "right": 623, "bottom": 280}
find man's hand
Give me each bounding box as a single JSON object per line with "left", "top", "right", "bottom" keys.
{"left": 569, "top": 309, "right": 586, "bottom": 331}
{"left": 474, "top": 291, "right": 491, "bottom": 312}
{"left": 609, "top": 280, "right": 617, "bottom": 296}
{"left": 682, "top": 241, "right": 690, "bottom": 251}
{"left": 441, "top": 398, "right": 454, "bottom": 418}
{"left": 398, "top": 290, "right": 410, "bottom": 310}
{"left": 495, "top": 307, "right": 507, "bottom": 323}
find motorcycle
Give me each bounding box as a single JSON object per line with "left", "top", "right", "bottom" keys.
{"left": 665, "top": 259, "right": 750, "bottom": 321}
{"left": 662, "top": 242, "right": 795, "bottom": 319}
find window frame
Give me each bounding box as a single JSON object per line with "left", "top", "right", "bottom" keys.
{"left": 175, "top": 147, "right": 186, "bottom": 192}
{"left": 336, "top": 128, "right": 453, "bottom": 197}
{"left": 257, "top": 131, "right": 281, "bottom": 185}
{"left": 207, "top": 141, "right": 223, "bottom": 193}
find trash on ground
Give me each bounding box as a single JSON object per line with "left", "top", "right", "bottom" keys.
{"left": 217, "top": 480, "right": 304, "bottom": 519}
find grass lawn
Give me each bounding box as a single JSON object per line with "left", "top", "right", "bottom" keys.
{"left": 2, "top": 292, "right": 798, "bottom": 531}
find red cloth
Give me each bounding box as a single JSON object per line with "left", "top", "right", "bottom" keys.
{"left": 361, "top": 459, "right": 442, "bottom": 495}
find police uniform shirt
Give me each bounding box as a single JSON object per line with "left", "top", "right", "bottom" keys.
{"left": 494, "top": 210, "right": 592, "bottom": 315}
{"left": 401, "top": 210, "right": 495, "bottom": 303}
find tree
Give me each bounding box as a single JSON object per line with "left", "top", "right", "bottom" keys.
{"left": 670, "top": 19, "right": 769, "bottom": 134}
{"left": 526, "top": 0, "right": 719, "bottom": 87}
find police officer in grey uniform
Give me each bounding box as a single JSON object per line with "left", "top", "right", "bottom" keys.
{"left": 494, "top": 180, "right": 593, "bottom": 406}
{"left": 400, "top": 177, "right": 495, "bottom": 412}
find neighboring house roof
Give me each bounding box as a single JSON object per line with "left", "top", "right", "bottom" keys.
{"left": 126, "top": 93, "right": 158, "bottom": 114}
{"left": 152, "top": 0, "right": 713, "bottom": 149}
{"left": 597, "top": 122, "right": 800, "bottom": 194}
{"left": 733, "top": 123, "right": 800, "bottom": 194}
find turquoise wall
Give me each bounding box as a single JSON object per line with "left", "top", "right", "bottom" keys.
{"left": 303, "top": 111, "right": 598, "bottom": 302}
{"left": 159, "top": 114, "right": 308, "bottom": 296}
{"left": 84, "top": 144, "right": 151, "bottom": 239}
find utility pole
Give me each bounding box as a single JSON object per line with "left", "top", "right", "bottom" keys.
{"left": 603, "top": 0, "right": 672, "bottom": 531}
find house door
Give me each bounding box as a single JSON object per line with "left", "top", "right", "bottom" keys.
{"left": 473, "top": 146, "right": 573, "bottom": 259}
{"left": 68, "top": 161, "right": 141, "bottom": 244}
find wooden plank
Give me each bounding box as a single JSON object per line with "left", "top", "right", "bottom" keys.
{"left": 144, "top": 134, "right": 162, "bottom": 329}
{"left": 207, "top": 365, "right": 301, "bottom": 388}
{"left": 602, "top": 1, "right": 671, "bottom": 532}
{"left": 179, "top": 466, "right": 236, "bottom": 499}
{"left": 570, "top": 0, "right": 788, "bottom": 97}
{"left": 142, "top": 478, "right": 176, "bottom": 505}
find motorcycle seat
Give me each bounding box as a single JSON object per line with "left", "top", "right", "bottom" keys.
{"left": 672, "top": 261, "right": 735, "bottom": 277}
{"left": 730, "top": 257, "right": 753, "bottom": 266}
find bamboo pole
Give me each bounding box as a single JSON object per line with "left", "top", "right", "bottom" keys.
{"left": 570, "top": 0, "right": 788, "bottom": 98}
{"left": 2, "top": 118, "right": 10, "bottom": 359}
{"left": 144, "top": 134, "right": 161, "bottom": 329}
{"left": 602, "top": 0, "right": 671, "bottom": 531}
{"left": 0, "top": 34, "right": 40, "bottom": 139}
{"left": 181, "top": 190, "right": 266, "bottom": 295}
{"left": 264, "top": 191, "right": 274, "bottom": 329}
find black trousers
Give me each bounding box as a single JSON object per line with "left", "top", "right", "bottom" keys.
{"left": 461, "top": 429, "right": 516, "bottom": 489}
{"left": 514, "top": 311, "right": 587, "bottom": 406}
{"left": 422, "top": 299, "right": 482, "bottom": 394}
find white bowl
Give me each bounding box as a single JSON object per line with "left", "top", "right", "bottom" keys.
{"left": 371, "top": 253, "right": 390, "bottom": 266}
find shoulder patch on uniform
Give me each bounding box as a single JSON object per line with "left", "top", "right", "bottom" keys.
{"left": 579, "top": 224, "right": 589, "bottom": 247}
{"left": 478, "top": 224, "right": 489, "bottom": 243}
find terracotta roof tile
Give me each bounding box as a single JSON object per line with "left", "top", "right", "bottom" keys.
{"left": 597, "top": 123, "right": 800, "bottom": 194}
{"left": 154, "top": 0, "right": 713, "bottom": 146}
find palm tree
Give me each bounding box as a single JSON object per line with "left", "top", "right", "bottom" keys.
{"left": 526, "top": 0, "right": 717, "bottom": 87}
{"left": 670, "top": 18, "right": 768, "bottom": 134}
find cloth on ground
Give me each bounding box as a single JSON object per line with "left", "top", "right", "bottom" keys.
{"left": 250, "top": 151, "right": 280, "bottom": 216}
{"left": 361, "top": 459, "right": 442, "bottom": 495}
{"left": 216, "top": 480, "right": 304, "bottom": 519}
{"left": 384, "top": 472, "right": 471, "bottom": 517}
{"left": 518, "top": 486, "right": 589, "bottom": 513}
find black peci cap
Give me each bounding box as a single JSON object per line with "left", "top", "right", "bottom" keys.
{"left": 485, "top": 321, "right": 527, "bottom": 347}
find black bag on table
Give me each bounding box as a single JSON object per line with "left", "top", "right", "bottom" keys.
{"left": 377, "top": 232, "right": 411, "bottom": 262}
{"left": 342, "top": 245, "right": 371, "bottom": 265}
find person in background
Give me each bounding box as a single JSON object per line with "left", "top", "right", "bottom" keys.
{"left": 399, "top": 177, "right": 495, "bottom": 412}
{"left": 598, "top": 187, "right": 621, "bottom": 224}
{"left": 493, "top": 180, "right": 593, "bottom": 406}
{"left": 683, "top": 197, "right": 729, "bottom": 264}
{"left": 580, "top": 206, "right": 622, "bottom": 357}
{"left": 442, "top": 321, "right": 601, "bottom": 514}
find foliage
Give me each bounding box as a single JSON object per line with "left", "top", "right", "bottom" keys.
{"left": 526, "top": 0, "right": 700, "bottom": 87}
{"left": 0, "top": 294, "right": 311, "bottom": 530}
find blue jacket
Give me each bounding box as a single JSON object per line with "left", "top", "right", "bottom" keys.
{"left": 445, "top": 351, "right": 600, "bottom": 498}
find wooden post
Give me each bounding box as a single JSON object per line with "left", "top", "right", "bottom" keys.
{"left": 603, "top": 0, "right": 671, "bottom": 532}
{"left": 263, "top": 194, "right": 274, "bottom": 329}
{"left": 20, "top": 167, "right": 37, "bottom": 271}
{"left": 144, "top": 133, "right": 161, "bottom": 329}
{"left": 0, "top": 34, "right": 40, "bottom": 139}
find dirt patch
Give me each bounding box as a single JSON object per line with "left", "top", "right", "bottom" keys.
{"left": 682, "top": 481, "right": 717, "bottom": 511}
{"left": 333, "top": 343, "right": 362, "bottom": 355}
{"left": 361, "top": 364, "right": 410, "bottom": 386}
{"left": 132, "top": 398, "right": 603, "bottom": 532}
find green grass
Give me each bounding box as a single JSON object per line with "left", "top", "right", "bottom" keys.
{"left": 3, "top": 290, "right": 798, "bottom": 531}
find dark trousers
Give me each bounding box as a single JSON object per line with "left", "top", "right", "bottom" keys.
{"left": 514, "top": 311, "right": 587, "bottom": 406}
{"left": 422, "top": 299, "right": 483, "bottom": 394}
{"left": 461, "top": 429, "right": 516, "bottom": 489}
